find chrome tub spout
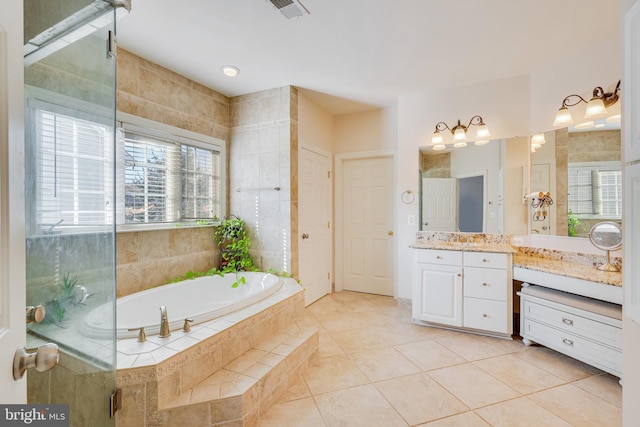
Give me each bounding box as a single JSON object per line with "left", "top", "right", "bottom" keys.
{"left": 159, "top": 305, "right": 171, "bottom": 338}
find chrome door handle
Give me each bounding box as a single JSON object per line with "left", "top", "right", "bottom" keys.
{"left": 13, "top": 343, "right": 60, "bottom": 380}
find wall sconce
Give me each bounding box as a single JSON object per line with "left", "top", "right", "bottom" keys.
{"left": 431, "top": 115, "right": 491, "bottom": 151}
{"left": 530, "top": 133, "right": 546, "bottom": 152}
{"left": 553, "top": 80, "right": 621, "bottom": 127}
{"left": 530, "top": 191, "right": 553, "bottom": 221}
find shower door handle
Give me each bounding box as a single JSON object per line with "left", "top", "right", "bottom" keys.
{"left": 13, "top": 343, "right": 60, "bottom": 380}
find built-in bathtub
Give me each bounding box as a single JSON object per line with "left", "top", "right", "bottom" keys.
{"left": 81, "top": 271, "right": 283, "bottom": 339}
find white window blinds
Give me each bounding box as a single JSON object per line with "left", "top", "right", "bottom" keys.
{"left": 568, "top": 164, "right": 622, "bottom": 218}
{"left": 120, "top": 126, "right": 222, "bottom": 224}
{"left": 35, "top": 108, "right": 114, "bottom": 226}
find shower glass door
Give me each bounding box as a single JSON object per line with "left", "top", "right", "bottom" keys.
{"left": 24, "top": 1, "right": 118, "bottom": 425}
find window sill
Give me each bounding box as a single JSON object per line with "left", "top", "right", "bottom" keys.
{"left": 116, "top": 222, "right": 218, "bottom": 233}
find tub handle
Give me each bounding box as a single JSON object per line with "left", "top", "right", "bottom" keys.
{"left": 128, "top": 327, "right": 146, "bottom": 342}
{"left": 183, "top": 318, "right": 194, "bottom": 332}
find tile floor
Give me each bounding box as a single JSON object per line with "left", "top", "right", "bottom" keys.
{"left": 257, "top": 291, "right": 622, "bottom": 427}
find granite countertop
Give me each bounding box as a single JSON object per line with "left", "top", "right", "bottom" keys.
{"left": 513, "top": 253, "right": 622, "bottom": 287}
{"left": 410, "top": 240, "right": 517, "bottom": 254}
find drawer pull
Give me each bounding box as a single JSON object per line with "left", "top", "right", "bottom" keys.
{"left": 562, "top": 317, "right": 574, "bottom": 326}
{"left": 482, "top": 313, "right": 488, "bottom": 318}
{"left": 562, "top": 338, "right": 574, "bottom": 347}
{"left": 482, "top": 258, "right": 489, "bottom": 263}
{"left": 437, "top": 256, "right": 442, "bottom": 259}
{"left": 482, "top": 282, "right": 489, "bottom": 287}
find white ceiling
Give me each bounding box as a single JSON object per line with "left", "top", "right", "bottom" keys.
{"left": 117, "top": 0, "right": 620, "bottom": 116}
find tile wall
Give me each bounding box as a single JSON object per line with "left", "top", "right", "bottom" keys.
{"left": 229, "top": 87, "right": 299, "bottom": 275}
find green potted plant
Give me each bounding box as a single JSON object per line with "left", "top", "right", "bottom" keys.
{"left": 213, "top": 216, "right": 256, "bottom": 280}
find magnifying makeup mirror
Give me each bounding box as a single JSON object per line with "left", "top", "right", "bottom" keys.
{"left": 589, "top": 221, "right": 622, "bottom": 272}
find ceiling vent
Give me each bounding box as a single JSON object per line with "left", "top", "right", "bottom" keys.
{"left": 266, "top": 0, "right": 309, "bottom": 19}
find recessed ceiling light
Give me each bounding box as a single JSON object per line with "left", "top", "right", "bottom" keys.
{"left": 221, "top": 65, "right": 240, "bottom": 77}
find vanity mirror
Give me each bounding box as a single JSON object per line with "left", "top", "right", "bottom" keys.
{"left": 419, "top": 137, "right": 529, "bottom": 234}
{"left": 530, "top": 124, "right": 621, "bottom": 237}
{"left": 589, "top": 221, "right": 622, "bottom": 272}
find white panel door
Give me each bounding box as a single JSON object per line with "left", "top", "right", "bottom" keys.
{"left": 0, "top": 4, "right": 27, "bottom": 403}
{"left": 422, "top": 178, "right": 456, "bottom": 231}
{"left": 530, "top": 163, "right": 552, "bottom": 235}
{"left": 299, "top": 148, "right": 331, "bottom": 306}
{"left": 342, "top": 157, "right": 394, "bottom": 296}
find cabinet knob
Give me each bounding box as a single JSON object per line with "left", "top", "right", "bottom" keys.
{"left": 457, "top": 273, "right": 462, "bottom": 277}
{"left": 482, "top": 313, "right": 488, "bottom": 318}
{"left": 482, "top": 258, "right": 489, "bottom": 263}
{"left": 436, "top": 256, "right": 442, "bottom": 259}
{"left": 482, "top": 282, "right": 489, "bottom": 287}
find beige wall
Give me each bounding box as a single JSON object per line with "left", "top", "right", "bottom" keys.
{"left": 298, "top": 92, "right": 334, "bottom": 153}
{"left": 229, "top": 87, "right": 298, "bottom": 275}
{"left": 504, "top": 137, "right": 530, "bottom": 235}
{"left": 115, "top": 49, "right": 230, "bottom": 296}
{"left": 334, "top": 107, "right": 397, "bottom": 153}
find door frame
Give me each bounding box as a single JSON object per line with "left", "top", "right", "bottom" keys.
{"left": 0, "top": 0, "right": 27, "bottom": 403}
{"left": 298, "top": 142, "right": 333, "bottom": 304}
{"left": 335, "top": 149, "right": 396, "bottom": 295}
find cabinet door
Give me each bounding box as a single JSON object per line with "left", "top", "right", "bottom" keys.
{"left": 413, "top": 263, "right": 463, "bottom": 327}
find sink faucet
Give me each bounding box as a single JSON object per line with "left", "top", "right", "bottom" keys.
{"left": 159, "top": 306, "right": 171, "bottom": 338}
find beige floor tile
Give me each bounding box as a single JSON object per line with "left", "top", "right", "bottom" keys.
{"left": 257, "top": 397, "right": 326, "bottom": 427}
{"left": 372, "top": 321, "right": 458, "bottom": 346}
{"left": 416, "top": 411, "right": 491, "bottom": 427}
{"left": 313, "top": 309, "right": 383, "bottom": 333}
{"left": 530, "top": 384, "right": 622, "bottom": 426}
{"left": 514, "top": 346, "right": 603, "bottom": 381}
{"left": 395, "top": 339, "right": 466, "bottom": 372}
{"left": 302, "top": 354, "right": 370, "bottom": 395}
{"left": 330, "top": 327, "right": 389, "bottom": 353}
{"left": 476, "top": 335, "right": 529, "bottom": 354}
{"left": 475, "top": 397, "right": 572, "bottom": 427}
{"left": 473, "top": 353, "right": 566, "bottom": 394}
{"left": 573, "top": 373, "right": 622, "bottom": 408}
{"left": 435, "top": 333, "right": 509, "bottom": 361}
{"left": 348, "top": 347, "right": 421, "bottom": 382}
{"left": 428, "top": 363, "right": 520, "bottom": 409}
{"left": 314, "top": 384, "right": 408, "bottom": 427}
{"left": 376, "top": 373, "right": 468, "bottom": 425}
{"left": 279, "top": 374, "right": 310, "bottom": 402}
{"left": 317, "top": 331, "right": 345, "bottom": 358}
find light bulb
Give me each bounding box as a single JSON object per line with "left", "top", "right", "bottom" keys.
{"left": 553, "top": 106, "right": 573, "bottom": 126}
{"left": 585, "top": 97, "right": 607, "bottom": 119}
{"left": 431, "top": 131, "right": 443, "bottom": 145}
{"left": 476, "top": 124, "right": 491, "bottom": 139}
{"left": 453, "top": 127, "right": 466, "bottom": 141}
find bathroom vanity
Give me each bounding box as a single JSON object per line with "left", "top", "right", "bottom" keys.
{"left": 514, "top": 250, "right": 622, "bottom": 378}
{"left": 411, "top": 233, "right": 515, "bottom": 338}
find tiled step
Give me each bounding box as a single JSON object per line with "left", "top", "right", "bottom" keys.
{"left": 159, "top": 324, "right": 319, "bottom": 425}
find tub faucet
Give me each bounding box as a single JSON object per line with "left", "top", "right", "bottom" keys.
{"left": 159, "top": 306, "right": 171, "bottom": 338}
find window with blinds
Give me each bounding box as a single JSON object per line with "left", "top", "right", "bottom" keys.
{"left": 121, "top": 127, "right": 222, "bottom": 224}
{"left": 568, "top": 163, "right": 622, "bottom": 218}
{"left": 35, "top": 108, "right": 114, "bottom": 226}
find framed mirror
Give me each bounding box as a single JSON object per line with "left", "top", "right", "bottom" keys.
{"left": 419, "top": 137, "right": 529, "bottom": 234}
{"left": 530, "top": 124, "right": 622, "bottom": 237}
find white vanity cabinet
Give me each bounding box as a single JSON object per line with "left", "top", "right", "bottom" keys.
{"left": 413, "top": 248, "right": 513, "bottom": 337}
{"left": 413, "top": 249, "right": 463, "bottom": 327}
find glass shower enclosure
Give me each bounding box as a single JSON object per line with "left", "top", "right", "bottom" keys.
{"left": 23, "top": 1, "right": 121, "bottom": 425}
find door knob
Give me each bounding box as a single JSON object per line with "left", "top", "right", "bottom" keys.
{"left": 302, "top": 233, "right": 309, "bottom": 239}
{"left": 26, "top": 304, "right": 46, "bottom": 324}
{"left": 388, "top": 231, "right": 394, "bottom": 236}
{"left": 13, "top": 343, "right": 60, "bottom": 380}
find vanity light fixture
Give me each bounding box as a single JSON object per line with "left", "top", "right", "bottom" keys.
{"left": 553, "top": 80, "right": 621, "bottom": 127}
{"left": 221, "top": 65, "right": 240, "bottom": 77}
{"left": 431, "top": 115, "right": 491, "bottom": 150}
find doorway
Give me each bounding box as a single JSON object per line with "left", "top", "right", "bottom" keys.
{"left": 458, "top": 175, "right": 484, "bottom": 232}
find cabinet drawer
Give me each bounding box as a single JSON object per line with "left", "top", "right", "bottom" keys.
{"left": 522, "top": 318, "right": 622, "bottom": 375}
{"left": 463, "top": 297, "right": 508, "bottom": 333}
{"left": 415, "top": 249, "right": 462, "bottom": 266}
{"left": 464, "top": 252, "right": 508, "bottom": 269}
{"left": 523, "top": 300, "right": 622, "bottom": 349}
{"left": 464, "top": 267, "right": 507, "bottom": 301}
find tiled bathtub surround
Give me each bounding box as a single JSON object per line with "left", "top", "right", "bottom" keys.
{"left": 116, "top": 227, "right": 219, "bottom": 298}
{"left": 116, "top": 279, "right": 319, "bottom": 426}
